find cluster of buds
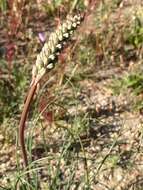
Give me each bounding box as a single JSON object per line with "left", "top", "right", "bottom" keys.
{"left": 32, "top": 13, "right": 84, "bottom": 83}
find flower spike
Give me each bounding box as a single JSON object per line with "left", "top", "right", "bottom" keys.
{"left": 32, "top": 13, "right": 84, "bottom": 83}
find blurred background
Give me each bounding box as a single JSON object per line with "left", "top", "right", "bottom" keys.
{"left": 0, "top": 0, "right": 143, "bottom": 189}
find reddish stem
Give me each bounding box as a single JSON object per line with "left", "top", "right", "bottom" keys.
{"left": 19, "top": 82, "right": 37, "bottom": 170}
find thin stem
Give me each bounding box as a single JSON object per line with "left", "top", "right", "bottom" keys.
{"left": 19, "top": 82, "right": 37, "bottom": 179}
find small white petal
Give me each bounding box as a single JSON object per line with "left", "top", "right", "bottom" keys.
{"left": 47, "top": 63, "right": 54, "bottom": 70}
{"left": 72, "top": 23, "right": 77, "bottom": 28}
{"left": 48, "top": 54, "right": 55, "bottom": 60}
{"left": 56, "top": 44, "right": 62, "bottom": 49}
{"left": 63, "top": 33, "right": 69, "bottom": 38}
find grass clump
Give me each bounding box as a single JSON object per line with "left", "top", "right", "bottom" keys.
{"left": 124, "top": 8, "right": 143, "bottom": 49}
{"left": 111, "top": 70, "right": 143, "bottom": 95}
{"left": 111, "top": 65, "right": 143, "bottom": 112}
{"left": 0, "top": 59, "right": 29, "bottom": 123}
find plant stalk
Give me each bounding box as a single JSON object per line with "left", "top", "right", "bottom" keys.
{"left": 19, "top": 81, "right": 37, "bottom": 178}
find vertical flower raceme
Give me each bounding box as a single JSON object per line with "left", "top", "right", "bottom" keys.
{"left": 32, "top": 13, "right": 84, "bottom": 84}
{"left": 19, "top": 12, "right": 85, "bottom": 179}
